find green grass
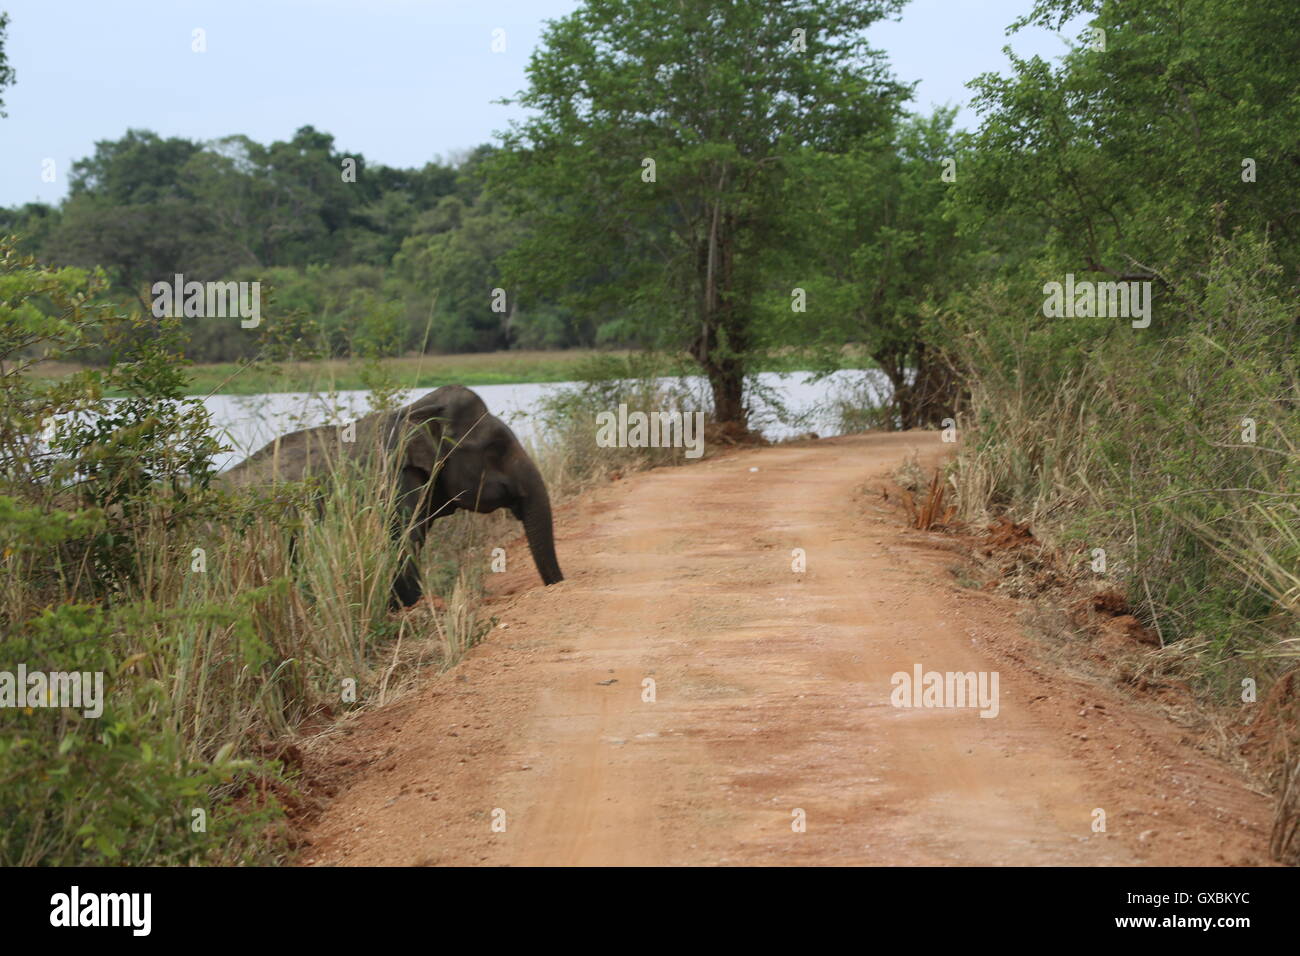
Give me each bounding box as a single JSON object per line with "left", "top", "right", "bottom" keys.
{"left": 34, "top": 346, "right": 878, "bottom": 396}
{"left": 170, "top": 350, "right": 621, "bottom": 396}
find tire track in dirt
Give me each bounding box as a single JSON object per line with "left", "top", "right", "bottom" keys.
{"left": 298, "top": 432, "right": 1272, "bottom": 866}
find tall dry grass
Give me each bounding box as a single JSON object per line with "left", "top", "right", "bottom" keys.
{"left": 944, "top": 235, "right": 1300, "bottom": 859}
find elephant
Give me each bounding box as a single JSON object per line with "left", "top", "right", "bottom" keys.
{"left": 221, "top": 384, "right": 562, "bottom": 607}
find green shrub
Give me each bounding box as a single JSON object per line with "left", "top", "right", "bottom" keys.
{"left": 947, "top": 233, "right": 1299, "bottom": 680}
{"left": 0, "top": 243, "right": 280, "bottom": 864}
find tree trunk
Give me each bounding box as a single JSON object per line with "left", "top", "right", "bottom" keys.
{"left": 873, "top": 347, "right": 910, "bottom": 428}
{"left": 874, "top": 342, "right": 959, "bottom": 430}
{"left": 702, "top": 353, "right": 747, "bottom": 429}
{"left": 907, "top": 343, "right": 959, "bottom": 428}
{"left": 690, "top": 205, "right": 749, "bottom": 431}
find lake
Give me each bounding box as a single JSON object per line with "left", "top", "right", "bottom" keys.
{"left": 205, "top": 369, "right": 894, "bottom": 471}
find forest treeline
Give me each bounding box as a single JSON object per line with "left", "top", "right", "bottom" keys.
{"left": 0, "top": 131, "right": 596, "bottom": 358}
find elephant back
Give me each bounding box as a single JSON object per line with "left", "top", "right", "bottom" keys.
{"left": 221, "top": 415, "right": 388, "bottom": 487}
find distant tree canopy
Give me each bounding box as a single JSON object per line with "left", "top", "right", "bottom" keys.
{"left": 2, "top": 128, "right": 589, "bottom": 358}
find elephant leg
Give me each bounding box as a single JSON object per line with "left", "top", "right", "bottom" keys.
{"left": 286, "top": 493, "right": 318, "bottom": 582}
{"left": 390, "top": 465, "right": 431, "bottom": 609}
{"left": 391, "top": 556, "right": 423, "bottom": 609}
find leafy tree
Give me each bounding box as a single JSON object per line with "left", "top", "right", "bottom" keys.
{"left": 0, "top": 240, "right": 278, "bottom": 866}
{"left": 67, "top": 128, "right": 202, "bottom": 205}
{"left": 43, "top": 130, "right": 209, "bottom": 304}
{"left": 394, "top": 192, "right": 520, "bottom": 352}
{"left": 20, "top": 123, "right": 474, "bottom": 348}
{"left": 0, "top": 11, "right": 16, "bottom": 116}
{"left": 960, "top": 0, "right": 1300, "bottom": 281}
{"left": 0, "top": 202, "right": 60, "bottom": 256}
{"left": 490, "top": 0, "right": 908, "bottom": 427}
{"left": 796, "top": 109, "right": 971, "bottom": 427}
{"left": 180, "top": 134, "right": 327, "bottom": 271}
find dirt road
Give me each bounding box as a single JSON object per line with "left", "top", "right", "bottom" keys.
{"left": 299, "top": 432, "right": 1272, "bottom": 866}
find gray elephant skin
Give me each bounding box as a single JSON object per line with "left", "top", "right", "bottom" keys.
{"left": 221, "top": 384, "right": 563, "bottom": 607}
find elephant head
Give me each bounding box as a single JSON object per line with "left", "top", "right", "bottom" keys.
{"left": 223, "top": 384, "right": 562, "bottom": 607}
{"left": 391, "top": 385, "right": 564, "bottom": 590}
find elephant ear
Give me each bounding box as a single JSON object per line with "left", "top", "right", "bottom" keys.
{"left": 392, "top": 385, "right": 495, "bottom": 474}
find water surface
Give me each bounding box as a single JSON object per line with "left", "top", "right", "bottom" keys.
{"left": 205, "top": 369, "right": 893, "bottom": 471}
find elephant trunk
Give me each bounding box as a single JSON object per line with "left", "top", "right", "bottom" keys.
{"left": 516, "top": 456, "right": 563, "bottom": 585}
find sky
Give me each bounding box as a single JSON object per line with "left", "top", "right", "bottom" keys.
{"left": 0, "top": 0, "right": 1085, "bottom": 208}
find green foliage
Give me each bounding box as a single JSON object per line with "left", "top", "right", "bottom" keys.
{"left": 0, "top": 243, "right": 282, "bottom": 864}
{"left": 942, "top": 0, "right": 1300, "bottom": 694}
{"left": 0, "top": 602, "right": 278, "bottom": 866}
{"left": 5, "top": 129, "right": 593, "bottom": 362}
{"left": 0, "top": 248, "right": 222, "bottom": 596}
{"left": 948, "top": 233, "right": 1299, "bottom": 680}
{"left": 960, "top": 0, "right": 1300, "bottom": 278}
{"left": 489, "top": 0, "right": 909, "bottom": 425}
{"left": 45, "top": 125, "right": 429, "bottom": 288}
{"left": 0, "top": 12, "right": 14, "bottom": 117}
{"left": 791, "top": 108, "right": 971, "bottom": 425}
{"left": 533, "top": 352, "right": 707, "bottom": 482}
{"left": 0, "top": 239, "right": 531, "bottom": 863}
{"left": 392, "top": 192, "right": 516, "bottom": 352}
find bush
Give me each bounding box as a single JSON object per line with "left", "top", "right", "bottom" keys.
{"left": 947, "top": 232, "right": 1299, "bottom": 684}
{"left": 531, "top": 352, "right": 708, "bottom": 490}
{"left": 0, "top": 242, "right": 278, "bottom": 864}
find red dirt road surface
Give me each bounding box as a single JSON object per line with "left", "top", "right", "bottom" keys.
{"left": 298, "top": 432, "right": 1272, "bottom": 866}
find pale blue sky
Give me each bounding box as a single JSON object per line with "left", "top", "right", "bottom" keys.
{"left": 0, "top": 0, "right": 1082, "bottom": 207}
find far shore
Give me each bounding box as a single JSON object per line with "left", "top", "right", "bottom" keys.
{"left": 31, "top": 347, "right": 877, "bottom": 397}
